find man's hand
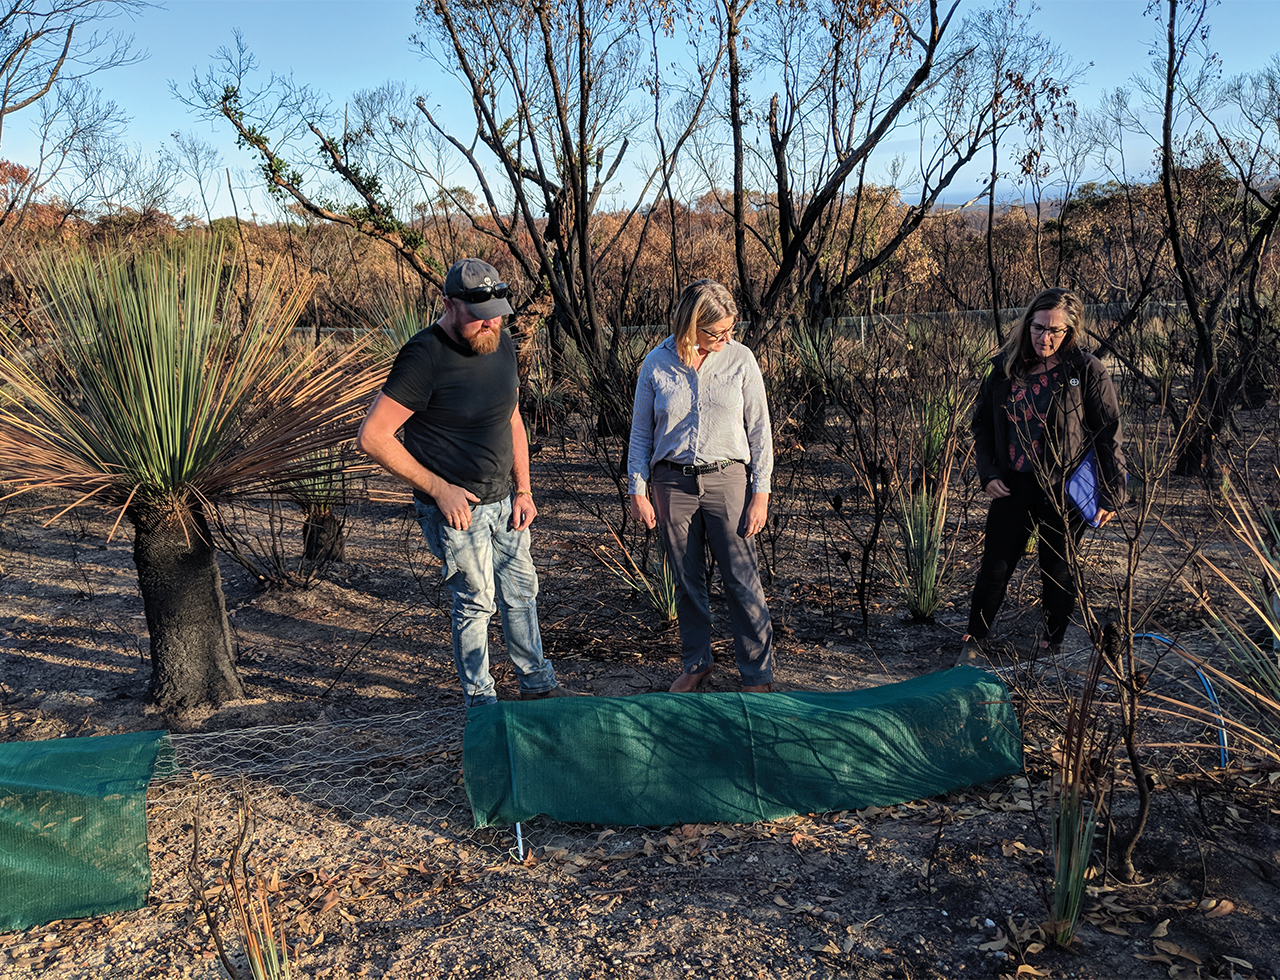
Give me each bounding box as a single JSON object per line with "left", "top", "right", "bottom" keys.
{"left": 743, "top": 492, "right": 769, "bottom": 537}
{"left": 630, "top": 493, "right": 657, "bottom": 530}
{"left": 1095, "top": 508, "right": 1115, "bottom": 527}
{"left": 436, "top": 482, "right": 481, "bottom": 530}
{"left": 511, "top": 492, "right": 537, "bottom": 531}
{"left": 508, "top": 408, "right": 539, "bottom": 533}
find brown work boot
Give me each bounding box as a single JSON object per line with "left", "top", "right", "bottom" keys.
{"left": 669, "top": 665, "right": 713, "bottom": 692}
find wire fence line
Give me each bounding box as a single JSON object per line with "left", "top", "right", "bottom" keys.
{"left": 298, "top": 301, "right": 1191, "bottom": 340}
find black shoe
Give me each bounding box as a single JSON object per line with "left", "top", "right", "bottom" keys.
{"left": 520, "top": 684, "right": 586, "bottom": 701}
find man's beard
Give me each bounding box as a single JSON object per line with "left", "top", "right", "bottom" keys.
{"left": 468, "top": 328, "right": 501, "bottom": 355}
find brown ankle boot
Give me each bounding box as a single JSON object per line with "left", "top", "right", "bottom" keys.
{"left": 669, "top": 665, "right": 713, "bottom": 692}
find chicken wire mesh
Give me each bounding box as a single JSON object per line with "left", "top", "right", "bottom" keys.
{"left": 148, "top": 706, "right": 475, "bottom": 855}
{"left": 154, "top": 708, "right": 468, "bottom": 824}
{"left": 144, "top": 705, "right": 651, "bottom": 872}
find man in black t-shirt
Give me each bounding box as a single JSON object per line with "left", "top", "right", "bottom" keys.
{"left": 356, "top": 258, "right": 576, "bottom": 706}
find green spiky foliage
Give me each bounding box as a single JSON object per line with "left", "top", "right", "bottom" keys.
{"left": 895, "top": 482, "right": 947, "bottom": 621}
{"left": 0, "top": 239, "right": 383, "bottom": 712}
{"left": 890, "top": 385, "right": 971, "bottom": 623}
{"left": 288, "top": 446, "right": 358, "bottom": 565}
{"left": 1173, "top": 486, "right": 1280, "bottom": 765}
{"left": 595, "top": 523, "right": 678, "bottom": 625}
{"left": 1048, "top": 639, "right": 1109, "bottom": 946}
{"left": 367, "top": 287, "right": 436, "bottom": 364}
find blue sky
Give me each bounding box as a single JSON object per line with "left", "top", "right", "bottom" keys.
{"left": 4, "top": 0, "right": 1278, "bottom": 218}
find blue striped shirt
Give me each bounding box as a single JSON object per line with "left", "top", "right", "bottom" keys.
{"left": 627, "top": 336, "right": 774, "bottom": 495}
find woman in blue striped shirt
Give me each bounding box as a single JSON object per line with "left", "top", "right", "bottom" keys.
{"left": 627, "top": 279, "right": 776, "bottom": 693}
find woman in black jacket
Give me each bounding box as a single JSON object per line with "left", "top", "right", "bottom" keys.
{"left": 961, "top": 288, "right": 1125, "bottom": 659}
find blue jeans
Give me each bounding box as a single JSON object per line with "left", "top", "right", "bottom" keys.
{"left": 416, "top": 497, "right": 557, "bottom": 705}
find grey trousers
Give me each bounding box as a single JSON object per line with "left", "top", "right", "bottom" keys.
{"left": 651, "top": 462, "right": 774, "bottom": 685}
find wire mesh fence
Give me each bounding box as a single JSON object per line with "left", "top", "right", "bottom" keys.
{"left": 145, "top": 704, "right": 657, "bottom": 874}
{"left": 151, "top": 706, "right": 470, "bottom": 840}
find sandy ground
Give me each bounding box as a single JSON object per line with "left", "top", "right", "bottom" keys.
{"left": 2, "top": 440, "right": 1278, "bottom": 979}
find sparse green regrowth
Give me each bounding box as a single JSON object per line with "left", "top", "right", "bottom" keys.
{"left": 894, "top": 482, "right": 948, "bottom": 622}
{"left": 1180, "top": 487, "right": 1280, "bottom": 765}
{"left": 595, "top": 522, "right": 678, "bottom": 625}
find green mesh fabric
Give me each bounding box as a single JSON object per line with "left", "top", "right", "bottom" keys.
{"left": 0, "top": 729, "right": 169, "bottom": 931}
{"left": 464, "top": 666, "right": 1022, "bottom": 828}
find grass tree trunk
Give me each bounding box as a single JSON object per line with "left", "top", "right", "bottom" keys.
{"left": 302, "top": 505, "right": 345, "bottom": 564}
{"left": 131, "top": 502, "right": 245, "bottom": 712}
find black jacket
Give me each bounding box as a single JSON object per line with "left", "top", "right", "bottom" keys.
{"left": 971, "top": 348, "right": 1127, "bottom": 511}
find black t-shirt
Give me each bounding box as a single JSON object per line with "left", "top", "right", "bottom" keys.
{"left": 381, "top": 323, "right": 518, "bottom": 506}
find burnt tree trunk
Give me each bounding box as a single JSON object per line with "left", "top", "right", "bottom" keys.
{"left": 303, "top": 506, "right": 345, "bottom": 564}
{"left": 132, "top": 502, "right": 245, "bottom": 712}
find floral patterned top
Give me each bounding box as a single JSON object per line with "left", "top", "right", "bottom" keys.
{"left": 1004, "top": 365, "right": 1064, "bottom": 473}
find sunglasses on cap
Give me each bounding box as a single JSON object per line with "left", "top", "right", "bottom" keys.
{"left": 447, "top": 282, "right": 510, "bottom": 303}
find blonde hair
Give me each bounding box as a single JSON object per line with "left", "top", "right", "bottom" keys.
{"left": 671, "top": 278, "right": 738, "bottom": 367}
{"left": 1001, "top": 287, "right": 1085, "bottom": 383}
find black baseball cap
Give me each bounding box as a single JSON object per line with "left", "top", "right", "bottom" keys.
{"left": 443, "top": 258, "right": 514, "bottom": 320}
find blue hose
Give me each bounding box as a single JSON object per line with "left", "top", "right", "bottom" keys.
{"left": 1133, "top": 632, "right": 1229, "bottom": 768}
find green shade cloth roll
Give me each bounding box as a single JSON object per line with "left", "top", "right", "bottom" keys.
{"left": 0, "top": 729, "right": 170, "bottom": 931}
{"left": 464, "top": 666, "right": 1021, "bottom": 827}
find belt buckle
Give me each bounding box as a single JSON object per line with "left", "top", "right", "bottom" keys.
{"left": 681, "top": 464, "right": 697, "bottom": 476}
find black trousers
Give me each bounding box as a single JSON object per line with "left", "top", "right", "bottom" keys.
{"left": 967, "top": 472, "right": 1087, "bottom": 644}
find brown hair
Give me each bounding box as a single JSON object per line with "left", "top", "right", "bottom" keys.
{"left": 671, "top": 279, "right": 738, "bottom": 367}
{"left": 1001, "top": 287, "right": 1085, "bottom": 383}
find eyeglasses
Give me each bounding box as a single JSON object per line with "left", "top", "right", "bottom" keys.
{"left": 697, "top": 324, "right": 734, "bottom": 343}
{"left": 447, "top": 281, "right": 509, "bottom": 303}
{"left": 1031, "top": 323, "right": 1069, "bottom": 338}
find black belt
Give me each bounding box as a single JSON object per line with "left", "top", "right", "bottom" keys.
{"left": 658, "top": 459, "right": 736, "bottom": 476}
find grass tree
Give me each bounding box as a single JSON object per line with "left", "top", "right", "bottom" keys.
{"left": 0, "top": 239, "right": 382, "bottom": 713}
